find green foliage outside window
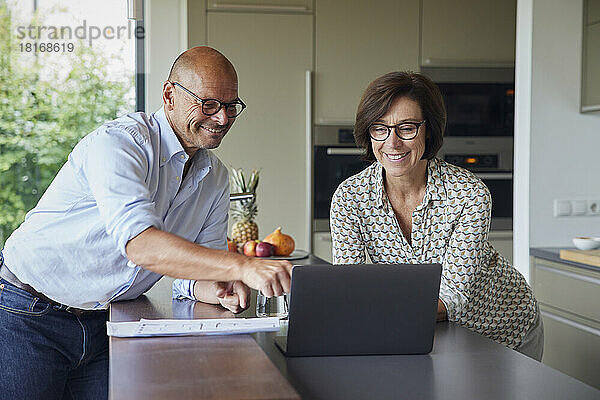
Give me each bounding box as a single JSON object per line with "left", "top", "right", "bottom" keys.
{"left": 0, "top": 2, "right": 134, "bottom": 246}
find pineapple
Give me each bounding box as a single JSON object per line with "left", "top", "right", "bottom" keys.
{"left": 230, "top": 168, "right": 260, "bottom": 245}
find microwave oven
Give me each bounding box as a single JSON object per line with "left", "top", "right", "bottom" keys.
{"left": 422, "top": 67, "right": 515, "bottom": 137}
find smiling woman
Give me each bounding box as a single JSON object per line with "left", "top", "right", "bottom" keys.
{"left": 330, "top": 71, "right": 544, "bottom": 361}
{"left": 0, "top": 0, "right": 136, "bottom": 245}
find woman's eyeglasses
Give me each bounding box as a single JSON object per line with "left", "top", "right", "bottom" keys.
{"left": 368, "top": 120, "right": 426, "bottom": 141}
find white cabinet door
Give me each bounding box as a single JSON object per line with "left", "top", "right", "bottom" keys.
{"left": 421, "top": 0, "right": 516, "bottom": 67}
{"left": 207, "top": 13, "right": 312, "bottom": 250}
{"left": 540, "top": 307, "right": 600, "bottom": 389}
{"left": 315, "top": 0, "right": 420, "bottom": 124}
{"left": 531, "top": 256, "right": 600, "bottom": 390}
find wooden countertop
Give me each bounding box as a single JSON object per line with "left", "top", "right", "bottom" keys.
{"left": 109, "top": 255, "right": 325, "bottom": 400}
{"left": 531, "top": 247, "right": 600, "bottom": 273}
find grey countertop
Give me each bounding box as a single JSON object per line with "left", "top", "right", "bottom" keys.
{"left": 110, "top": 253, "right": 600, "bottom": 400}
{"left": 530, "top": 247, "right": 600, "bottom": 273}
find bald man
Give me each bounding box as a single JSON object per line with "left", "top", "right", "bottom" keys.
{"left": 0, "top": 47, "right": 292, "bottom": 399}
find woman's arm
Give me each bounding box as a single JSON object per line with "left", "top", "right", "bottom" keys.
{"left": 439, "top": 181, "right": 492, "bottom": 321}
{"left": 330, "top": 185, "right": 366, "bottom": 264}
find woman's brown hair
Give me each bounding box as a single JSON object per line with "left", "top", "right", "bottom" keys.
{"left": 354, "top": 71, "right": 446, "bottom": 162}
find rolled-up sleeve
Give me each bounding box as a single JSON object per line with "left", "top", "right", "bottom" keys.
{"left": 82, "top": 125, "right": 163, "bottom": 258}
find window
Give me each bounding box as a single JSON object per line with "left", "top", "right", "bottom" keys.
{"left": 0, "top": 0, "right": 142, "bottom": 245}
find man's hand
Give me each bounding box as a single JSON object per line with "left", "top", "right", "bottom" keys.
{"left": 213, "top": 281, "right": 251, "bottom": 313}
{"left": 239, "top": 258, "right": 293, "bottom": 298}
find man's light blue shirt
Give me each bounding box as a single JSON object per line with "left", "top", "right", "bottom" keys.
{"left": 2, "top": 107, "right": 230, "bottom": 309}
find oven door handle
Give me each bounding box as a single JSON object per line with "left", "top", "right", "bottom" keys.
{"left": 326, "top": 148, "right": 363, "bottom": 155}
{"left": 474, "top": 172, "right": 513, "bottom": 180}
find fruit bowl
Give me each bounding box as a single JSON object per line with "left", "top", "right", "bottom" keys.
{"left": 572, "top": 237, "right": 600, "bottom": 251}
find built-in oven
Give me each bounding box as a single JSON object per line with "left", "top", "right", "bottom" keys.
{"left": 424, "top": 67, "right": 515, "bottom": 260}
{"left": 437, "top": 137, "right": 513, "bottom": 231}
{"left": 422, "top": 67, "right": 515, "bottom": 138}
{"left": 313, "top": 125, "right": 370, "bottom": 233}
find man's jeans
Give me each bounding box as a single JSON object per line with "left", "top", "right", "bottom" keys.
{"left": 0, "top": 278, "right": 109, "bottom": 400}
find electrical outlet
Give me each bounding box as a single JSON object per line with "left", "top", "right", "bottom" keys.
{"left": 554, "top": 200, "right": 572, "bottom": 217}
{"left": 572, "top": 200, "right": 587, "bottom": 216}
{"left": 589, "top": 200, "right": 600, "bottom": 216}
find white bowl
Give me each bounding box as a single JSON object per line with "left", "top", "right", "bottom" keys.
{"left": 572, "top": 237, "right": 600, "bottom": 251}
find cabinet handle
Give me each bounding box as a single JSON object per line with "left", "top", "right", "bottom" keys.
{"left": 581, "top": 105, "right": 600, "bottom": 113}
{"left": 474, "top": 173, "right": 513, "bottom": 180}
{"left": 423, "top": 58, "right": 514, "bottom": 68}
{"left": 210, "top": 2, "right": 309, "bottom": 11}
{"left": 317, "top": 119, "right": 355, "bottom": 125}
{"left": 540, "top": 309, "right": 600, "bottom": 337}
{"left": 537, "top": 264, "right": 600, "bottom": 286}
{"left": 326, "top": 148, "right": 362, "bottom": 155}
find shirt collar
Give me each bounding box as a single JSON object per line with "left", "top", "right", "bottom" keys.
{"left": 153, "top": 107, "right": 187, "bottom": 167}
{"left": 375, "top": 157, "right": 447, "bottom": 211}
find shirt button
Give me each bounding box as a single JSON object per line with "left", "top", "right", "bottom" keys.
{"left": 161, "top": 157, "right": 166, "bottom": 162}
{"left": 176, "top": 176, "right": 181, "bottom": 181}
{"left": 180, "top": 154, "right": 185, "bottom": 160}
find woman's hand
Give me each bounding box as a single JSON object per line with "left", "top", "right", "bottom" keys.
{"left": 437, "top": 299, "right": 447, "bottom": 321}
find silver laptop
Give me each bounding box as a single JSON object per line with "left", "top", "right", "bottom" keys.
{"left": 275, "top": 264, "right": 442, "bottom": 357}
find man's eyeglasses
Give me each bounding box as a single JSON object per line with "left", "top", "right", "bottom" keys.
{"left": 170, "top": 81, "right": 246, "bottom": 118}
{"left": 368, "top": 120, "right": 426, "bottom": 141}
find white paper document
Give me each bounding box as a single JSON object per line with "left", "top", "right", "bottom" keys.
{"left": 106, "top": 317, "right": 280, "bottom": 338}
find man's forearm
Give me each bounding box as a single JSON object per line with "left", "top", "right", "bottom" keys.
{"left": 125, "top": 226, "right": 247, "bottom": 282}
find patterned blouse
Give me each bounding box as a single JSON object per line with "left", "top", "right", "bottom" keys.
{"left": 330, "top": 157, "right": 538, "bottom": 350}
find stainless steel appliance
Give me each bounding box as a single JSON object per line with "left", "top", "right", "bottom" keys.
{"left": 313, "top": 129, "right": 513, "bottom": 231}
{"left": 437, "top": 137, "right": 513, "bottom": 231}
{"left": 313, "top": 125, "right": 370, "bottom": 233}
{"left": 425, "top": 67, "right": 515, "bottom": 260}
{"left": 424, "top": 67, "right": 515, "bottom": 231}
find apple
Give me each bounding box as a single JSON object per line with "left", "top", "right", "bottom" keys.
{"left": 255, "top": 242, "right": 274, "bottom": 257}
{"left": 243, "top": 240, "right": 259, "bottom": 257}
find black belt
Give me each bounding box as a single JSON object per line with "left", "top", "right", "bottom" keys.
{"left": 0, "top": 261, "right": 105, "bottom": 317}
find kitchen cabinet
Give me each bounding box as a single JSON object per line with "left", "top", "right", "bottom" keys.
{"left": 313, "top": 231, "right": 333, "bottom": 263}
{"left": 530, "top": 253, "right": 600, "bottom": 389}
{"left": 207, "top": 12, "right": 312, "bottom": 251}
{"left": 582, "top": 0, "right": 600, "bottom": 112}
{"left": 314, "top": 0, "right": 419, "bottom": 124}
{"left": 207, "top": 0, "right": 312, "bottom": 12}
{"left": 421, "top": 0, "right": 516, "bottom": 67}
{"left": 588, "top": 0, "right": 600, "bottom": 23}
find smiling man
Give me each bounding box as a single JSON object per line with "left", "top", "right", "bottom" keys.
{"left": 0, "top": 46, "right": 293, "bottom": 399}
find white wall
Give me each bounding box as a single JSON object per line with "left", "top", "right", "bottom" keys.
{"left": 529, "top": 0, "right": 600, "bottom": 245}
{"left": 515, "top": 0, "right": 600, "bottom": 273}
{"left": 145, "top": 0, "right": 188, "bottom": 112}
